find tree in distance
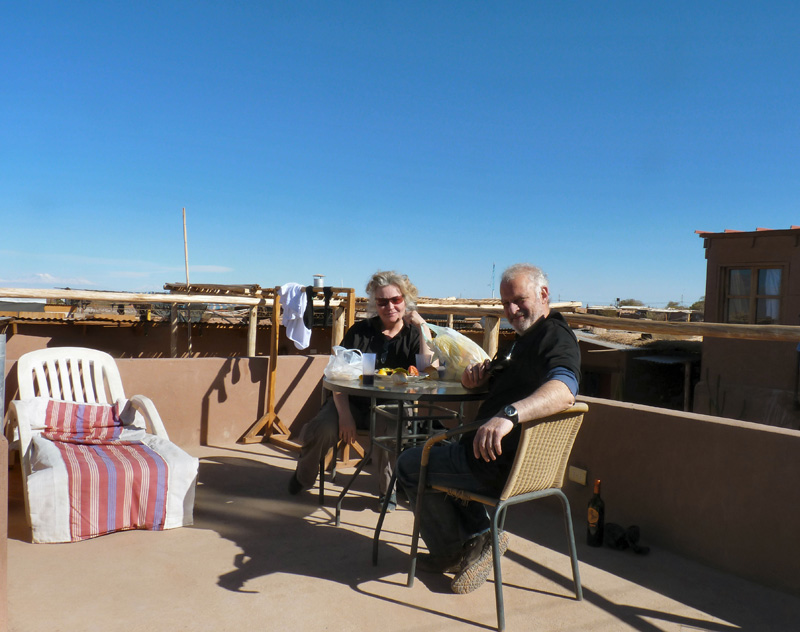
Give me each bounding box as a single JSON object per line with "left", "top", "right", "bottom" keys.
{"left": 690, "top": 296, "right": 705, "bottom": 314}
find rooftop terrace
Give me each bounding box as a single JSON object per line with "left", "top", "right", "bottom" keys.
{"left": 3, "top": 350, "right": 800, "bottom": 631}
{"left": 7, "top": 440, "right": 800, "bottom": 632}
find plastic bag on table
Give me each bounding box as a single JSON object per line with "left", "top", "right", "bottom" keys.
{"left": 424, "top": 323, "right": 490, "bottom": 381}
{"left": 323, "top": 346, "right": 363, "bottom": 380}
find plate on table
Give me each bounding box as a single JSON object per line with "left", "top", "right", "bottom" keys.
{"left": 390, "top": 373, "right": 429, "bottom": 384}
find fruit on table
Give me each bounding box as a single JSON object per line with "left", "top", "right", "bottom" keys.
{"left": 375, "top": 367, "right": 426, "bottom": 379}
{"left": 422, "top": 365, "right": 438, "bottom": 378}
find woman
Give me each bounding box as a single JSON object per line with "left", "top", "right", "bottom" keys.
{"left": 288, "top": 270, "right": 432, "bottom": 507}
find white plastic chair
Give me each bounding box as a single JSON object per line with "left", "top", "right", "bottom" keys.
{"left": 5, "top": 347, "right": 198, "bottom": 543}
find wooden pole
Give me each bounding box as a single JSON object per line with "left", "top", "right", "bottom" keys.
{"left": 483, "top": 315, "right": 501, "bottom": 359}
{"left": 345, "top": 288, "right": 356, "bottom": 330}
{"left": 240, "top": 288, "right": 295, "bottom": 448}
{"left": 183, "top": 208, "right": 192, "bottom": 355}
{"left": 170, "top": 304, "right": 178, "bottom": 358}
{"left": 332, "top": 306, "right": 345, "bottom": 349}
{"left": 247, "top": 305, "right": 258, "bottom": 356}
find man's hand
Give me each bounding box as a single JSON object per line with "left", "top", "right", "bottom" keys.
{"left": 473, "top": 416, "right": 515, "bottom": 462}
{"left": 461, "top": 359, "right": 492, "bottom": 390}
{"left": 338, "top": 411, "right": 358, "bottom": 444}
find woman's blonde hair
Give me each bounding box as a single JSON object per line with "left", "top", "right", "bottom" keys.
{"left": 365, "top": 270, "right": 419, "bottom": 312}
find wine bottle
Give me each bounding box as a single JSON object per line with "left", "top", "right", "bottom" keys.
{"left": 587, "top": 479, "right": 605, "bottom": 547}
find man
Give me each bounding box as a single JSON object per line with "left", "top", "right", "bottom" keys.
{"left": 395, "top": 263, "right": 581, "bottom": 594}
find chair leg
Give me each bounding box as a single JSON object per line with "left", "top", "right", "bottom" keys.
{"left": 555, "top": 489, "right": 583, "bottom": 601}
{"left": 405, "top": 464, "right": 432, "bottom": 587}
{"left": 491, "top": 505, "right": 507, "bottom": 632}
{"left": 318, "top": 456, "right": 325, "bottom": 506}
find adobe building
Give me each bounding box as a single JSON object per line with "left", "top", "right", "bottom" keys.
{"left": 693, "top": 226, "right": 800, "bottom": 429}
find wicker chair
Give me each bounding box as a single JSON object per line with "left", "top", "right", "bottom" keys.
{"left": 407, "top": 403, "right": 588, "bottom": 631}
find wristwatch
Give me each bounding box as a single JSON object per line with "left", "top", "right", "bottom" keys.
{"left": 503, "top": 404, "right": 519, "bottom": 425}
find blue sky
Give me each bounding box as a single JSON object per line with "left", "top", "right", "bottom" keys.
{"left": 2, "top": 2, "right": 798, "bottom": 306}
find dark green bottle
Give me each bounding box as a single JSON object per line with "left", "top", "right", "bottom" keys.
{"left": 587, "top": 479, "right": 605, "bottom": 547}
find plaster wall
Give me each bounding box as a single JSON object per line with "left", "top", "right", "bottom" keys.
{"left": 115, "top": 355, "right": 329, "bottom": 447}
{"left": 694, "top": 338, "right": 800, "bottom": 429}
{"left": 2, "top": 330, "right": 331, "bottom": 443}
{"left": 568, "top": 396, "right": 800, "bottom": 596}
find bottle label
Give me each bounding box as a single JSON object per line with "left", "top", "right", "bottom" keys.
{"left": 588, "top": 507, "right": 600, "bottom": 528}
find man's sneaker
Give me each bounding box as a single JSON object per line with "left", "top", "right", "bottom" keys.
{"left": 451, "top": 530, "right": 510, "bottom": 594}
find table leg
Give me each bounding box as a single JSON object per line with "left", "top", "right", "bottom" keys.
{"left": 335, "top": 396, "right": 378, "bottom": 527}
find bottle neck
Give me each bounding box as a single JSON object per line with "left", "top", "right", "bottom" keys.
{"left": 593, "top": 480, "right": 601, "bottom": 495}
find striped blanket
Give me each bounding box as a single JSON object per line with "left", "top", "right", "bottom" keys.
{"left": 42, "top": 400, "right": 169, "bottom": 541}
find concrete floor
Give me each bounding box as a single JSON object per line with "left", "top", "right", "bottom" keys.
{"left": 7, "top": 442, "right": 800, "bottom": 632}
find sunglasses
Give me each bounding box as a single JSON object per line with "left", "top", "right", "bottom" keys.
{"left": 375, "top": 296, "right": 404, "bottom": 307}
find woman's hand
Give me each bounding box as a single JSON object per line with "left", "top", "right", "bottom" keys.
{"left": 332, "top": 392, "right": 358, "bottom": 444}
{"left": 338, "top": 410, "right": 358, "bottom": 444}
{"left": 406, "top": 310, "right": 435, "bottom": 364}
{"left": 404, "top": 310, "right": 426, "bottom": 328}
{"left": 461, "top": 359, "right": 492, "bottom": 389}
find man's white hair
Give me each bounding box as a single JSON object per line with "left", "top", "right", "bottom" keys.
{"left": 501, "top": 263, "right": 549, "bottom": 294}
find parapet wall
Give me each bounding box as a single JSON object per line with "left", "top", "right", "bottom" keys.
{"left": 567, "top": 395, "right": 800, "bottom": 596}
{"left": 114, "top": 355, "right": 329, "bottom": 447}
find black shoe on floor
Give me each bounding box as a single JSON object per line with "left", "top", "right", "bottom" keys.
{"left": 288, "top": 473, "right": 306, "bottom": 495}
{"left": 416, "top": 550, "right": 464, "bottom": 574}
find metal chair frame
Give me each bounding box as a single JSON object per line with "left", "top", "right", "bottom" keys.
{"left": 376, "top": 403, "right": 588, "bottom": 631}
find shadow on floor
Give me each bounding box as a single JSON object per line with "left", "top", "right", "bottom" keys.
{"left": 499, "top": 499, "right": 797, "bottom": 632}
{"left": 192, "top": 453, "right": 410, "bottom": 593}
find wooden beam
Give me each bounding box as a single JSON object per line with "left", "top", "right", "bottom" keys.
{"left": 564, "top": 313, "right": 800, "bottom": 342}
{"left": 0, "top": 287, "right": 264, "bottom": 306}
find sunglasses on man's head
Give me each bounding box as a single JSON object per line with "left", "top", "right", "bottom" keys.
{"left": 376, "top": 296, "right": 404, "bottom": 307}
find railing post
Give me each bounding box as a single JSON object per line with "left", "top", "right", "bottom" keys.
{"left": 483, "top": 315, "right": 500, "bottom": 358}
{"left": 332, "top": 306, "right": 345, "bottom": 349}
{"left": 247, "top": 305, "right": 258, "bottom": 356}
{"left": 170, "top": 305, "right": 178, "bottom": 358}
